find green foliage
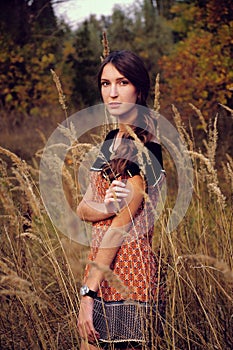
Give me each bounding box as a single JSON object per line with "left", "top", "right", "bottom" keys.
{"left": 70, "top": 18, "right": 103, "bottom": 108}
{"left": 107, "top": 5, "right": 136, "bottom": 51}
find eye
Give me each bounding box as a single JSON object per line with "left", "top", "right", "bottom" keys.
{"left": 120, "top": 80, "right": 129, "bottom": 86}
{"left": 101, "top": 81, "right": 109, "bottom": 87}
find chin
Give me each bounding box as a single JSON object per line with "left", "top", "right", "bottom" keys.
{"left": 108, "top": 103, "right": 137, "bottom": 118}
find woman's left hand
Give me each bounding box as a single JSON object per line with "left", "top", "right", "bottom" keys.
{"left": 78, "top": 297, "right": 100, "bottom": 344}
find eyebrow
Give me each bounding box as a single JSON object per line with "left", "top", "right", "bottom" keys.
{"left": 100, "top": 76, "right": 126, "bottom": 82}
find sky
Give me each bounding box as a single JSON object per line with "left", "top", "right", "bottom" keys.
{"left": 53, "top": 0, "right": 135, "bottom": 29}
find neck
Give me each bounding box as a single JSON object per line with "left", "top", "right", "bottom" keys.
{"left": 118, "top": 125, "right": 127, "bottom": 133}
{"left": 118, "top": 105, "right": 138, "bottom": 132}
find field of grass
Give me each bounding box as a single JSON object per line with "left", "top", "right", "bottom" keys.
{"left": 0, "top": 97, "right": 232, "bottom": 349}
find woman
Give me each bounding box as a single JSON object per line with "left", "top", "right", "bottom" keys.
{"left": 77, "top": 50, "right": 166, "bottom": 349}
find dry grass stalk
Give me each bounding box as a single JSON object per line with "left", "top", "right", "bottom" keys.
{"left": 226, "top": 153, "right": 233, "bottom": 169}
{"left": 189, "top": 150, "right": 226, "bottom": 207}
{"left": 11, "top": 166, "right": 41, "bottom": 217}
{"left": 170, "top": 256, "right": 225, "bottom": 349}
{"left": 58, "top": 121, "right": 77, "bottom": 144}
{"left": 61, "top": 238, "right": 88, "bottom": 281}
{"left": 1, "top": 274, "right": 31, "bottom": 290}
{"left": 0, "top": 180, "right": 16, "bottom": 218}
{"left": 0, "top": 73, "right": 232, "bottom": 349}
{"left": 191, "top": 115, "right": 226, "bottom": 207}
{"left": 50, "top": 69, "right": 68, "bottom": 112}
{"left": 61, "top": 164, "right": 77, "bottom": 209}
{"left": 89, "top": 261, "right": 130, "bottom": 299}
{"left": 153, "top": 73, "right": 161, "bottom": 142}
{"left": 178, "top": 254, "right": 233, "bottom": 282}
{"left": 0, "top": 146, "right": 38, "bottom": 177}
{"left": 154, "top": 73, "right": 160, "bottom": 114}
{"left": 203, "top": 115, "right": 218, "bottom": 167}
{"left": 125, "top": 125, "right": 148, "bottom": 177}
{"left": 219, "top": 103, "right": 233, "bottom": 115}
{"left": 100, "top": 31, "right": 110, "bottom": 62}
{"left": 189, "top": 103, "right": 207, "bottom": 133}
{"left": 18, "top": 231, "right": 43, "bottom": 244}
{"left": 172, "top": 104, "right": 193, "bottom": 151}
{"left": 0, "top": 146, "right": 24, "bottom": 166}
{"left": 226, "top": 161, "right": 233, "bottom": 191}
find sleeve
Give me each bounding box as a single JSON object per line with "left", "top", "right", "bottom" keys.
{"left": 90, "top": 129, "right": 117, "bottom": 171}
{"left": 125, "top": 142, "right": 165, "bottom": 186}
{"left": 144, "top": 142, "right": 164, "bottom": 186}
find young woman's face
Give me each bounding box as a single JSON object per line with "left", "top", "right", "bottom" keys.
{"left": 100, "top": 63, "right": 138, "bottom": 118}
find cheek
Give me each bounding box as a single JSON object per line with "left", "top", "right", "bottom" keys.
{"left": 101, "top": 89, "right": 108, "bottom": 102}
{"left": 129, "top": 90, "right": 138, "bottom": 102}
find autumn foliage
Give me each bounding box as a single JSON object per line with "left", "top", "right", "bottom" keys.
{"left": 159, "top": 0, "right": 233, "bottom": 117}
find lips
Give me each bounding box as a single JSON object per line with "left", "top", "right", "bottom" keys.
{"left": 108, "top": 102, "right": 121, "bottom": 108}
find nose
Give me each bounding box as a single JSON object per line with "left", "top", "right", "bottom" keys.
{"left": 110, "top": 84, "right": 118, "bottom": 98}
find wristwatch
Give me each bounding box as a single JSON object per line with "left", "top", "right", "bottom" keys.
{"left": 80, "top": 285, "right": 97, "bottom": 298}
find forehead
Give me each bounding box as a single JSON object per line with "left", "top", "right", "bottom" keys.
{"left": 101, "top": 63, "right": 124, "bottom": 79}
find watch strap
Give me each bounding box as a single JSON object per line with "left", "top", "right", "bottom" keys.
{"left": 86, "top": 289, "right": 98, "bottom": 298}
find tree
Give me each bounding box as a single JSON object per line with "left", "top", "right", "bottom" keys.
{"left": 70, "top": 17, "right": 103, "bottom": 108}
{"left": 107, "top": 5, "right": 136, "bottom": 52}
{"left": 30, "top": 0, "right": 58, "bottom": 38}
{"left": 105, "top": 1, "right": 173, "bottom": 104}
{"left": 0, "top": 0, "right": 30, "bottom": 45}
{"left": 159, "top": 0, "right": 233, "bottom": 118}
{"left": 155, "top": 0, "right": 176, "bottom": 18}
{"left": 0, "top": 0, "right": 67, "bottom": 115}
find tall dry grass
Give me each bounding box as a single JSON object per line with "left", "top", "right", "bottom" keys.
{"left": 0, "top": 76, "right": 233, "bottom": 349}
{"left": 156, "top": 107, "right": 233, "bottom": 350}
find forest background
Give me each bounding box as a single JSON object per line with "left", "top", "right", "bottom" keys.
{"left": 0, "top": 0, "right": 232, "bottom": 161}
{"left": 0, "top": 0, "right": 233, "bottom": 349}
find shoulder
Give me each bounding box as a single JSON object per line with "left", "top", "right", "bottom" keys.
{"left": 143, "top": 141, "right": 165, "bottom": 186}
{"left": 105, "top": 129, "right": 118, "bottom": 141}
{"left": 145, "top": 141, "right": 162, "bottom": 153}
{"left": 90, "top": 129, "right": 118, "bottom": 171}
{"left": 145, "top": 141, "right": 163, "bottom": 167}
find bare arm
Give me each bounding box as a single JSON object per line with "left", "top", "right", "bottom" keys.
{"left": 76, "top": 180, "right": 130, "bottom": 222}
{"left": 76, "top": 184, "right": 112, "bottom": 222}
{"left": 84, "top": 174, "right": 145, "bottom": 291}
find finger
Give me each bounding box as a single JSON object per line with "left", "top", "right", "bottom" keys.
{"left": 78, "top": 321, "right": 99, "bottom": 342}
{"left": 78, "top": 322, "right": 87, "bottom": 339}
{"left": 106, "top": 192, "right": 128, "bottom": 199}
{"left": 105, "top": 189, "right": 115, "bottom": 197}
{"left": 114, "top": 191, "right": 129, "bottom": 197}
{"left": 105, "top": 198, "right": 121, "bottom": 203}
{"left": 86, "top": 322, "right": 100, "bottom": 340}
{"left": 112, "top": 186, "right": 130, "bottom": 193}
{"left": 111, "top": 180, "right": 127, "bottom": 187}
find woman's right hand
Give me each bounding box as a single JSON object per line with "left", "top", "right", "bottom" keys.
{"left": 78, "top": 297, "right": 100, "bottom": 344}
{"left": 104, "top": 180, "right": 130, "bottom": 214}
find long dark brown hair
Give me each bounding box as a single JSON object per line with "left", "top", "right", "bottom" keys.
{"left": 98, "top": 50, "right": 156, "bottom": 180}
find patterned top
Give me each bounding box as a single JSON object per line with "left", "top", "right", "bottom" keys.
{"left": 84, "top": 130, "right": 166, "bottom": 303}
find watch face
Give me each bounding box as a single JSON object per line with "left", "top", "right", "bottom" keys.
{"left": 80, "top": 285, "right": 89, "bottom": 296}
